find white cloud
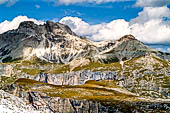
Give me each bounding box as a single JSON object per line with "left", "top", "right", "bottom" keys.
{"left": 60, "top": 17, "right": 130, "bottom": 41}
{"left": 135, "top": 0, "right": 170, "bottom": 7}
{"left": 91, "top": 19, "right": 130, "bottom": 41}
{"left": 45, "top": 0, "right": 170, "bottom": 6}
{"left": 60, "top": 6, "right": 170, "bottom": 44}
{"left": 155, "top": 48, "right": 167, "bottom": 52}
{"left": 0, "top": 0, "right": 18, "bottom": 6}
{"left": 0, "top": 0, "right": 8, "bottom": 5}
{"left": 45, "top": 0, "right": 131, "bottom": 5}
{"left": 130, "top": 6, "right": 170, "bottom": 44}
{"left": 130, "top": 19, "right": 170, "bottom": 44}
{"left": 60, "top": 17, "right": 98, "bottom": 36}
{"left": 58, "top": 0, "right": 85, "bottom": 5}
{"left": 130, "top": 6, "right": 170, "bottom": 24}
{"left": 148, "top": 45, "right": 170, "bottom": 53}
{"left": 35, "top": 4, "right": 40, "bottom": 9}
{"left": 168, "top": 48, "right": 170, "bottom": 52}
{"left": 0, "top": 16, "right": 44, "bottom": 34}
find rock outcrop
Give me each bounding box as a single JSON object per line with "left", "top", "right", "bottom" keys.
{"left": 25, "top": 92, "right": 170, "bottom": 113}
{"left": 0, "top": 90, "right": 38, "bottom": 113}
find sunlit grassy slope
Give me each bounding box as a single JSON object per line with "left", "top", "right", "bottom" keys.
{"left": 15, "top": 78, "right": 139, "bottom": 102}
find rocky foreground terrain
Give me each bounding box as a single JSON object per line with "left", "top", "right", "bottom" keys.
{"left": 0, "top": 21, "right": 170, "bottom": 113}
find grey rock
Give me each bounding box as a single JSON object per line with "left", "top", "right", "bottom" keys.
{"left": 14, "top": 91, "right": 170, "bottom": 113}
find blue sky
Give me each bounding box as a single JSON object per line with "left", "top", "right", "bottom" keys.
{"left": 0, "top": 0, "right": 142, "bottom": 24}
{"left": 0, "top": 0, "right": 170, "bottom": 52}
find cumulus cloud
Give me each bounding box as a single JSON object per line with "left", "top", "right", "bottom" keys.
{"left": 59, "top": 17, "right": 103, "bottom": 37}
{"left": 130, "top": 6, "right": 170, "bottom": 44}
{"left": 0, "top": 16, "right": 44, "bottom": 34}
{"left": 0, "top": 0, "right": 18, "bottom": 7}
{"left": 60, "top": 6, "right": 170, "bottom": 44}
{"left": 130, "top": 6, "right": 170, "bottom": 24}
{"left": 60, "top": 17, "right": 130, "bottom": 41}
{"left": 135, "top": 0, "right": 170, "bottom": 7}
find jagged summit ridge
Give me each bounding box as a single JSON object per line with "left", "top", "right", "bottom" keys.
{"left": 46, "top": 21, "right": 76, "bottom": 35}
{"left": 0, "top": 21, "right": 169, "bottom": 63}
{"left": 17, "top": 20, "right": 76, "bottom": 36}
{"left": 19, "top": 21, "right": 38, "bottom": 29}
{"left": 118, "top": 34, "right": 137, "bottom": 42}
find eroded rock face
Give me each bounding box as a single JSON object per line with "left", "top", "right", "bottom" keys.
{"left": 0, "top": 64, "right": 14, "bottom": 77}
{"left": 69, "top": 58, "right": 91, "bottom": 71}
{"left": 26, "top": 92, "right": 105, "bottom": 113}
{"left": 34, "top": 71, "right": 117, "bottom": 85}
{"left": 11, "top": 91, "right": 170, "bottom": 113}
{"left": 0, "top": 90, "right": 38, "bottom": 113}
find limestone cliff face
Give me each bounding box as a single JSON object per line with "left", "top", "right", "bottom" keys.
{"left": 34, "top": 71, "right": 117, "bottom": 85}
{"left": 0, "top": 90, "right": 38, "bottom": 113}
{"left": 25, "top": 92, "right": 170, "bottom": 113}
{"left": 10, "top": 87, "right": 170, "bottom": 113}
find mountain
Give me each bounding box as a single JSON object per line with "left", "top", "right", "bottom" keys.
{"left": 0, "top": 21, "right": 170, "bottom": 64}
{"left": 0, "top": 21, "right": 170, "bottom": 112}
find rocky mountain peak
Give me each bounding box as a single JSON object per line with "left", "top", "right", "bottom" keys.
{"left": 17, "top": 21, "right": 76, "bottom": 36}
{"left": 118, "top": 34, "right": 137, "bottom": 42}
{"left": 45, "top": 21, "right": 76, "bottom": 35}
{"left": 18, "top": 21, "right": 38, "bottom": 29}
